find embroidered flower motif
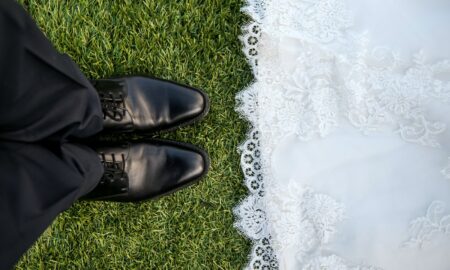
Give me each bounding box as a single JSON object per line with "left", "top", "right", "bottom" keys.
{"left": 265, "top": 180, "right": 345, "bottom": 264}
{"left": 303, "top": 255, "right": 350, "bottom": 270}
{"left": 247, "top": 237, "right": 279, "bottom": 270}
{"left": 403, "top": 201, "right": 450, "bottom": 249}
{"left": 302, "top": 255, "right": 383, "bottom": 270}
{"left": 303, "top": 193, "right": 346, "bottom": 242}
{"left": 344, "top": 48, "right": 450, "bottom": 147}
{"left": 275, "top": 0, "right": 353, "bottom": 43}
{"left": 234, "top": 195, "right": 267, "bottom": 240}
{"left": 397, "top": 116, "right": 446, "bottom": 147}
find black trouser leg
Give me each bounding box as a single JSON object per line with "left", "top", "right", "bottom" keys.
{"left": 0, "top": 0, "right": 103, "bottom": 142}
{"left": 0, "top": 1, "right": 105, "bottom": 268}
{"left": 0, "top": 142, "right": 103, "bottom": 269}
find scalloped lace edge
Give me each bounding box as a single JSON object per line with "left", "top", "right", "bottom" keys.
{"left": 233, "top": 0, "right": 280, "bottom": 269}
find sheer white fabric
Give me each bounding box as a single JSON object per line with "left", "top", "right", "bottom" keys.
{"left": 234, "top": 0, "right": 450, "bottom": 269}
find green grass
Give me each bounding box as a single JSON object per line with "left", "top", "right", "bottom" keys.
{"left": 16, "top": 0, "right": 253, "bottom": 269}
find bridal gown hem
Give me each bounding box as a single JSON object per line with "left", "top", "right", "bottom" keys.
{"left": 233, "top": 0, "right": 450, "bottom": 269}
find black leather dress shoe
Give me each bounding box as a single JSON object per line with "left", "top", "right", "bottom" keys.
{"left": 81, "top": 140, "right": 209, "bottom": 202}
{"left": 92, "top": 76, "right": 209, "bottom": 133}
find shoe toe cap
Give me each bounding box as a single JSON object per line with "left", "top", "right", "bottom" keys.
{"left": 166, "top": 145, "right": 209, "bottom": 188}
{"left": 169, "top": 84, "right": 209, "bottom": 122}
{"left": 129, "top": 77, "right": 209, "bottom": 130}
{"left": 128, "top": 142, "right": 209, "bottom": 200}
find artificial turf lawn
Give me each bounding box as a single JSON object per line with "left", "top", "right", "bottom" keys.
{"left": 15, "top": 0, "right": 252, "bottom": 269}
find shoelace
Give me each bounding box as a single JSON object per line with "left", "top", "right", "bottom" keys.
{"left": 99, "top": 153, "right": 128, "bottom": 187}
{"left": 99, "top": 92, "right": 127, "bottom": 121}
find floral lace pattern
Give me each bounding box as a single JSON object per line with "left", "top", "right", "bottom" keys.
{"left": 265, "top": 181, "right": 345, "bottom": 264}
{"left": 247, "top": 237, "right": 279, "bottom": 270}
{"left": 271, "top": 0, "right": 353, "bottom": 43}
{"left": 342, "top": 48, "right": 450, "bottom": 147}
{"left": 241, "top": 22, "right": 262, "bottom": 74}
{"left": 234, "top": 0, "right": 450, "bottom": 269}
{"left": 403, "top": 201, "right": 450, "bottom": 249}
{"left": 302, "top": 255, "right": 382, "bottom": 270}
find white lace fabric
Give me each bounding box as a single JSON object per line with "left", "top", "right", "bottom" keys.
{"left": 234, "top": 0, "right": 450, "bottom": 269}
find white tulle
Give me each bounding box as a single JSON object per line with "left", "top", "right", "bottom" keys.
{"left": 234, "top": 0, "right": 450, "bottom": 269}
